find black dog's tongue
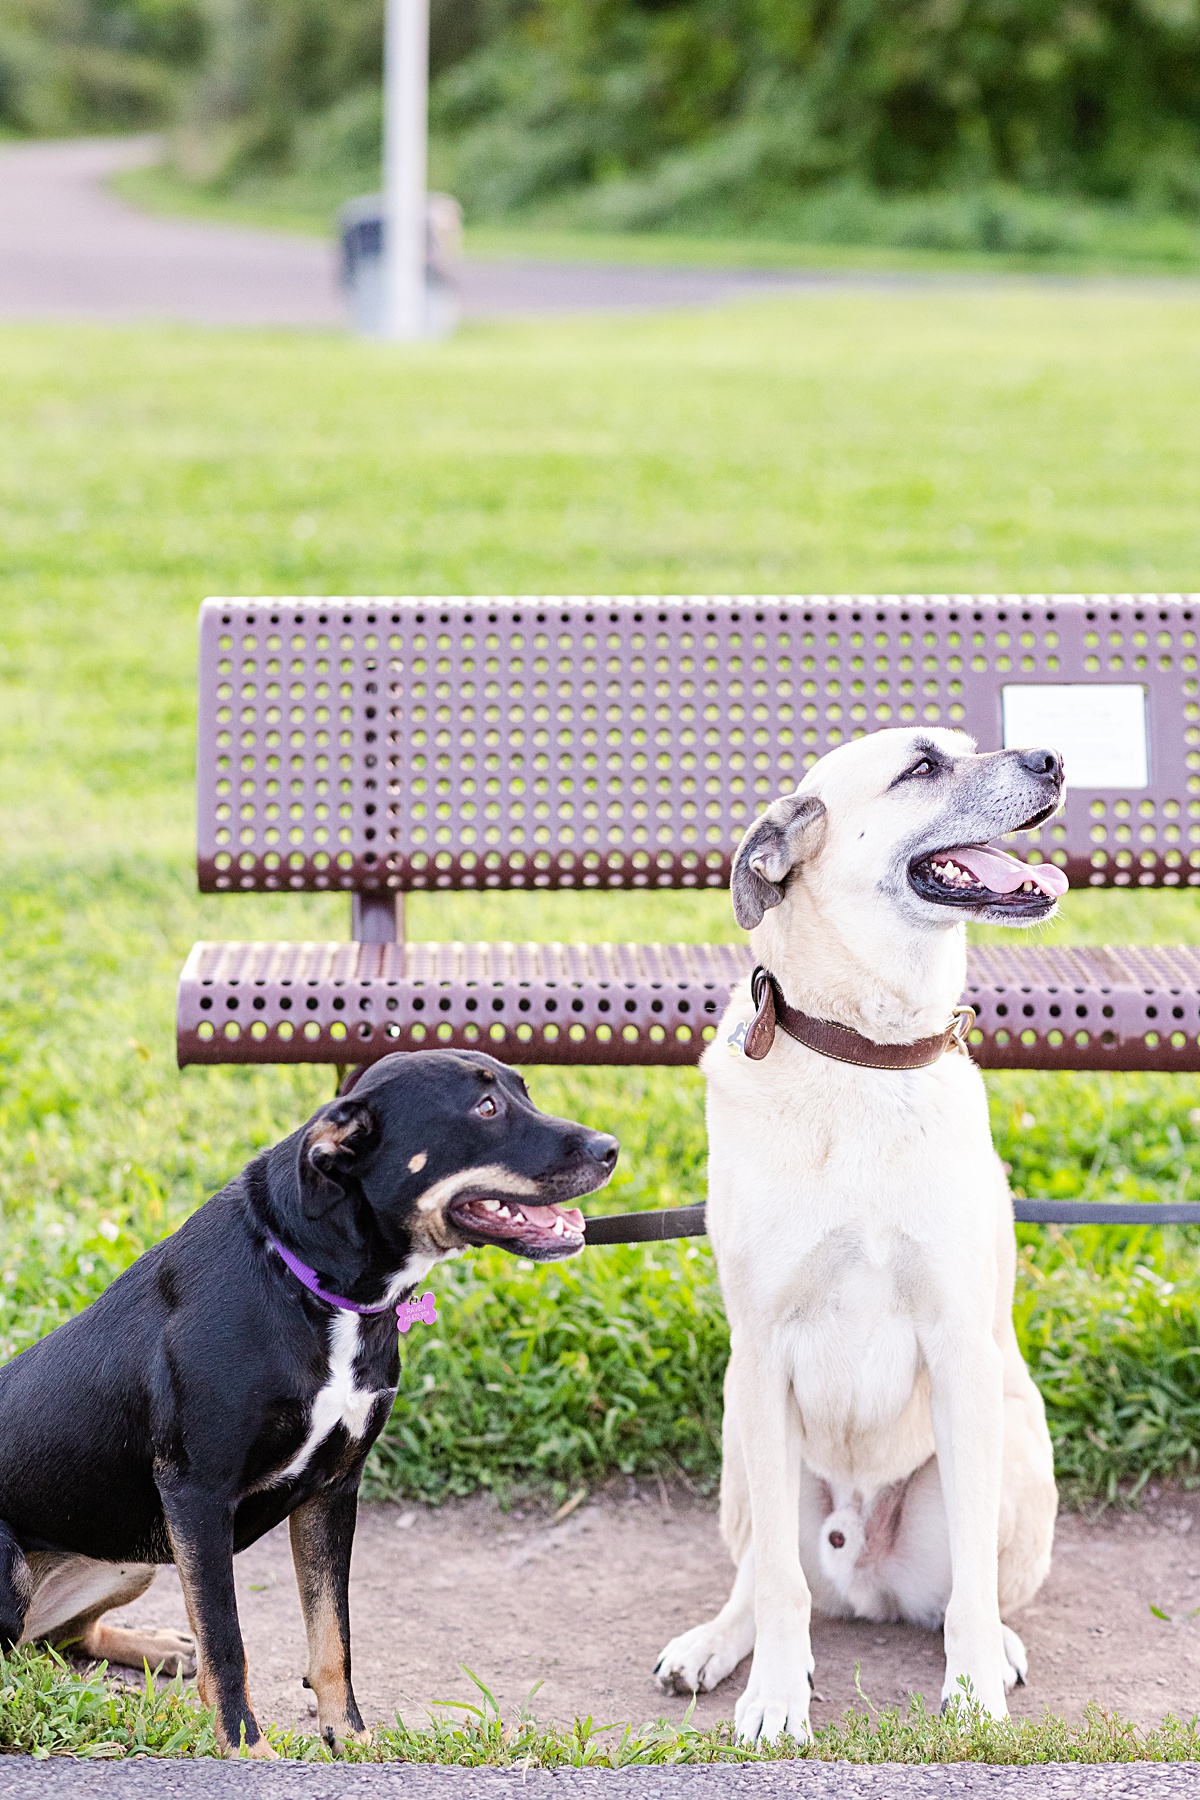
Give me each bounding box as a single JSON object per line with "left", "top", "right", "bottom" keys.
{"left": 457, "top": 1194, "right": 586, "bottom": 1253}
{"left": 513, "top": 1200, "right": 585, "bottom": 1240}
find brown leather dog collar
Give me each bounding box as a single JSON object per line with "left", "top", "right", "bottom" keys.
{"left": 742, "top": 965, "right": 976, "bottom": 1069}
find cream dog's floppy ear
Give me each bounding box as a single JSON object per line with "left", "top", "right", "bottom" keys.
{"left": 730, "top": 793, "right": 827, "bottom": 930}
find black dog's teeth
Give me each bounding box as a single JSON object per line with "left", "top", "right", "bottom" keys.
{"left": 475, "top": 1200, "right": 575, "bottom": 1238}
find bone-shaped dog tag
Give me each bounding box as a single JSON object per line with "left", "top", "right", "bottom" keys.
{"left": 395, "top": 1292, "right": 437, "bottom": 1334}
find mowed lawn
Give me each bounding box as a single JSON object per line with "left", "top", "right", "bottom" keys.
{"left": 5, "top": 286, "right": 1200, "bottom": 1503}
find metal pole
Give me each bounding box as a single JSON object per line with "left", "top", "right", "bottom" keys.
{"left": 382, "top": 0, "right": 430, "bottom": 340}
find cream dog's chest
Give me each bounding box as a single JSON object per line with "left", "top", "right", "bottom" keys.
{"left": 708, "top": 1052, "right": 994, "bottom": 1483}
{"left": 779, "top": 1239, "right": 927, "bottom": 1446}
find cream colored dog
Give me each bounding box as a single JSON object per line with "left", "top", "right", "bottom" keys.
{"left": 655, "top": 727, "right": 1064, "bottom": 1741}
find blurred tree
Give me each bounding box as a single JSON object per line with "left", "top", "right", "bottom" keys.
{"left": 0, "top": 0, "right": 206, "bottom": 132}
{"left": 5, "top": 0, "right": 1200, "bottom": 225}
{"left": 0, "top": 0, "right": 508, "bottom": 152}
{"left": 166, "top": 0, "right": 529, "bottom": 188}
{"left": 174, "top": 0, "right": 383, "bottom": 180}
{"left": 431, "top": 0, "right": 1200, "bottom": 220}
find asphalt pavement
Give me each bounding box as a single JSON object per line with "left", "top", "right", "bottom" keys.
{"left": 0, "top": 1758, "right": 1195, "bottom": 1798}
{"left": 0, "top": 136, "right": 913, "bottom": 328}
{"left": 0, "top": 138, "right": 345, "bottom": 326}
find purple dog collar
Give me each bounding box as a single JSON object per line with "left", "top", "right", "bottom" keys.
{"left": 266, "top": 1234, "right": 437, "bottom": 1335}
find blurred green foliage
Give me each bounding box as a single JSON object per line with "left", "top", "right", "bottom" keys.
{"left": 164, "top": 0, "right": 523, "bottom": 194}
{"left": 431, "top": 0, "right": 1200, "bottom": 228}
{"left": 0, "top": 0, "right": 205, "bottom": 133}
{"left": 11, "top": 1, "right": 1200, "bottom": 252}
{"left": 171, "top": 0, "right": 382, "bottom": 186}
{"left": 0, "top": 0, "right": 505, "bottom": 169}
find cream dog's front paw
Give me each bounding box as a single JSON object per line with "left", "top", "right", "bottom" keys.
{"left": 655, "top": 1615, "right": 754, "bottom": 1696}
{"left": 733, "top": 1647, "right": 813, "bottom": 1744}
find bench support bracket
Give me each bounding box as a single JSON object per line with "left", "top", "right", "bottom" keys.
{"left": 351, "top": 893, "right": 404, "bottom": 944}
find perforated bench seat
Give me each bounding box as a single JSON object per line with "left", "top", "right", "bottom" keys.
{"left": 177, "top": 939, "right": 750, "bottom": 1068}
{"left": 177, "top": 939, "right": 1200, "bottom": 1073}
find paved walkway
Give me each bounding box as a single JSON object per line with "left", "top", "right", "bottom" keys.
{"left": 0, "top": 138, "right": 346, "bottom": 326}
{"left": 0, "top": 1761, "right": 1195, "bottom": 1798}
{"left": 0, "top": 136, "right": 891, "bottom": 329}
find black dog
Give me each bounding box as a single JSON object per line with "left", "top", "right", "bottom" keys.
{"left": 0, "top": 1051, "right": 617, "bottom": 1755}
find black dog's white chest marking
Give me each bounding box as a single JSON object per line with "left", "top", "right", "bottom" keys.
{"left": 278, "top": 1314, "right": 386, "bottom": 1482}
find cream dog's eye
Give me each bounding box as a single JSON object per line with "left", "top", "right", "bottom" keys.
{"left": 907, "top": 758, "right": 935, "bottom": 779}
{"left": 475, "top": 1094, "right": 498, "bottom": 1119}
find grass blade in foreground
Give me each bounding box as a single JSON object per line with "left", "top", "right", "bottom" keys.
{"left": 0, "top": 1650, "right": 1197, "bottom": 1764}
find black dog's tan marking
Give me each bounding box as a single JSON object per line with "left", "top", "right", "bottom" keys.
{"left": 305, "top": 1106, "right": 378, "bottom": 1179}
{"left": 0, "top": 1052, "right": 616, "bottom": 1753}
{"left": 289, "top": 1488, "right": 365, "bottom": 1747}
{"left": 11, "top": 1551, "right": 193, "bottom": 1677}
{"left": 163, "top": 1499, "right": 275, "bottom": 1755}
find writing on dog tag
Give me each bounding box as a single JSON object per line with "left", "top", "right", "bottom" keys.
{"left": 395, "top": 1292, "right": 437, "bottom": 1334}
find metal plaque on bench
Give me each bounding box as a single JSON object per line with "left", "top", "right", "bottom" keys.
{"left": 1002, "top": 683, "right": 1149, "bottom": 788}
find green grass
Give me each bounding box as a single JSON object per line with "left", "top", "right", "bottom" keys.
{"left": 113, "top": 162, "right": 355, "bottom": 242}
{"left": 115, "top": 159, "right": 1200, "bottom": 278}
{"left": 6, "top": 292, "right": 1200, "bottom": 1516}
{"left": 2, "top": 1650, "right": 1198, "bottom": 1764}
{"left": 463, "top": 224, "right": 1200, "bottom": 274}
{"left": 0, "top": 1649, "right": 220, "bottom": 1759}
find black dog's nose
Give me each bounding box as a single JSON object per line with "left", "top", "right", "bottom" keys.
{"left": 586, "top": 1132, "right": 620, "bottom": 1171}
{"left": 1017, "top": 747, "right": 1063, "bottom": 782}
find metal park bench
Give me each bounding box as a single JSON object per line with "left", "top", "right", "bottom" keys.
{"left": 177, "top": 593, "right": 1200, "bottom": 1230}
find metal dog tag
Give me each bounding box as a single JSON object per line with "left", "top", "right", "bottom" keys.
{"left": 395, "top": 1292, "right": 437, "bottom": 1334}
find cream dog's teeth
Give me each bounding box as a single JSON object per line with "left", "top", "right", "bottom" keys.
{"left": 482, "top": 1199, "right": 501, "bottom": 1211}
{"left": 496, "top": 1205, "right": 511, "bottom": 1218}
{"left": 938, "top": 861, "right": 971, "bottom": 886}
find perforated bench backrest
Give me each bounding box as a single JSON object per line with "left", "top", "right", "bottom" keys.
{"left": 198, "top": 595, "right": 1200, "bottom": 897}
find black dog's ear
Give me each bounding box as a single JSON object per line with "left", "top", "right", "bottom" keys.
{"left": 730, "top": 793, "right": 827, "bottom": 930}
{"left": 300, "top": 1099, "right": 378, "bottom": 1218}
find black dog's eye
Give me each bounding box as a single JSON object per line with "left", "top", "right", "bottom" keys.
{"left": 475, "top": 1094, "right": 498, "bottom": 1119}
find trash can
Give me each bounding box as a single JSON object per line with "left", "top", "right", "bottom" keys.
{"left": 338, "top": 192, "right": 462, "bottom": 338}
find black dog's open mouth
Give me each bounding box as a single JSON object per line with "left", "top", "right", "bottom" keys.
{"left": 908, "top": 841, "right": 1068, "bottom": 918}
{"left": 447, "top": 1194, "right": 586, "bottom": 1261}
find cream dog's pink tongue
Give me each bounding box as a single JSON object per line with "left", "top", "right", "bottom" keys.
{"left": 945, "top": 845, "right": 1068, "bottom": 898}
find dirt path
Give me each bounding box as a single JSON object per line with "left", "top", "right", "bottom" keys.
{"left": 111, "top": 1483, "right": 1200, "bottom": 1736}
